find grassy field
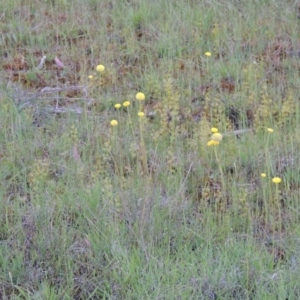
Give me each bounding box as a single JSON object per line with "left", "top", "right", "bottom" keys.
{"left": 1, "top": 0, "right": 300, "bottom": 299}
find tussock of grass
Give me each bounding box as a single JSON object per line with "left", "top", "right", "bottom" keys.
{"left": 1, "top": 0, "right": 300, "bottom": 299}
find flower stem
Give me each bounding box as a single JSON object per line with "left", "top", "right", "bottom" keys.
{"left": 275, "top": 185, "right": 282, "bottom": 235}
{"left": 213, "top": 146, "right": 226, "bottom": 196}
{"left": 139, "top": 117, "right": 148, "bottom": 175}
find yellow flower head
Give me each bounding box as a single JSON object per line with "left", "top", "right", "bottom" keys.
{"left": 207, "top": 140, "right": 220, "bottom": 146}
{"left": 267, "top": 128, "right": 274, "bottom": 133}
{"left": 114, "top": 103, "right": 121, "bottom": 109}
{"left": 272, "top": 177, "right": 281, "bottom": 184}
{"left": 205, "top": 52, "right": 212, "bottom": 57}
{"left": 138, "top": 111, "right": 145, "bottom": 117}
{"left": 110, "top": 120, "right": 118, "bottom": 126}
{"left": 123, "top": 101, "right": 130, "bottom": 107}
{"left": 88, "top": 75, "right": 93, "bottom": 79}
{"left": 96, "top": 64, "right": 105, "bottom": 72}
{"left": 261, "top": 173, "right": 266, "bottom": 178}
{"left": 136, "top": 92, "right": 145, "bottom": 101}
{"left": 211, "top": 127, "right": 218, "bottom": 133}
{"left": 211, "top": 132, "right": 223, "bottom": 142}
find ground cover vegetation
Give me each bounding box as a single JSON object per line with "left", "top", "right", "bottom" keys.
{"left": 1, "top": 0, "right": 300, "bottom": 298}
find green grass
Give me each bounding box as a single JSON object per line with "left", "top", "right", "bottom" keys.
{"left": 1, "top": 0, "right": 300, "bottom": 299}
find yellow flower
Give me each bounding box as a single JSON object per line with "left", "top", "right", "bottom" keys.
{"left": 211, "top": 132, "right": 223, "bottom": 141}
{"left": 88, "top": 75, "right": 93, "bottom": 79}
{"left": 261, "top": 173, "right": 266, "bottom": 178}
{"left": 138, "top": 111, "right": 145, "bottom": 117}
{"left": 114, "top": 103, "right": 121, "bottom": 109}
{"left": 96, "top": 64, "right": 105, "bottom": 72}
{"left": 267, "top": 128, "right": 273, "bottom": 133}
{"left": 211, "top": 127, "right": 218, "bottom": 133}
{"left": 110, "top": 120, "right": 118, "bottom": 126}
{"left": 123, "top": 101, "right": 130, "bottom": 107}
{"left": 205, "top": 52, "right": 212, "bottom": 57}
{"left": 136, "top": 92, "right": 145, "bottom": 101}
{"left": 207, "top": 140, "right": 219, "bottom": 146}
{"left": 272, "top": 177, "right": 281, "bottom": 184}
